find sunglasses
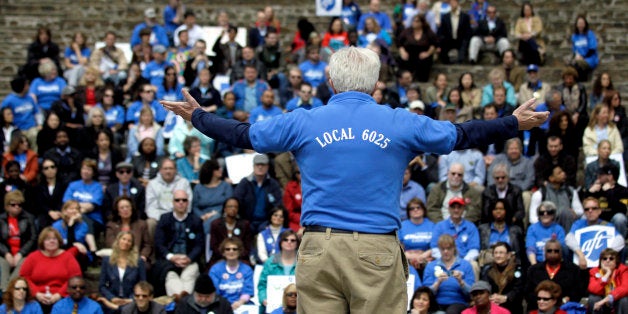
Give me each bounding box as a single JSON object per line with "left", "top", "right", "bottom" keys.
{"left": 286, "top": 292, "right": 297, "bottom": 297}
{"left": 450, "top": 172, "right": 463, "bottom": 177}
{"left": 117, "top": 169, "right": 132, "bottom": 174}
{"left": 493, "top": 176, "right": 506, "bottom": 180}
{"left": 584, "top": 207, "right": 599, "bottom": 212}
{"left": 283, "top": 238, "right": 297, "bottom": 243}
{"left": 9, "top": 203, "right": 22, "bottom": 207}
{"left": 537, "top": 296, "right": 553, "bottom": 302}
{"left": 602, "top": 257, "right": 616, "bottom": 261}
{"left": 174, "top": 198, "right": 188, "bottom": 203}
{"left": 545, "top": 249, "right": 560, "bottom": 253}
{"left": 224, "top": 247, "right": 239, "bottom": 252}
{"left": 70, "top": 285, "right": 86, "bottom": 290}
{"left": 142, "top": 90, "right": 154, "bottom": 93}
{"left": 14, "top": 287, "right": 28, "bottom": 291}
{"left": 539, "top": 210, "right": 556, "bottom": 216}
{"left": 103, "top": 94, "right": 114, "bottom": 97}
{"left": 135, "top": 294, "right": 149, "bottom": 299}
{"left": 43, "top": 165, "right": 56, "bottom": 170}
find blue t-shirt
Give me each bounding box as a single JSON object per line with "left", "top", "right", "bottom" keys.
{"left": 125, "top": 100, "right": 167, "bottom": 124}
{"left": 298, "top": 60, "right": 328, "bottom": 88}
{"left": 97, "top": 103, "right": 125, "bottom": 128}
{"left": 64, "top": 46, "right": 92, "bottom": 65}
{"left": 250, "top": 106, "right": 283, "bottom": 124}
{"left": 0, "top": 301, "right": 43, "bottom": 314}
{"left": 63, "top": 180, "right": 104, "bottom": 224}
{"left": 285, "top": 97, "right": 324, "bottom": 112}
{"left": 163, "top": 4, "right": 181, "bottom": 33}
{"left": 400, "top": 218, "right": 434, "bottom": 251}
{"left": 249, "top": 91, "right": 458, "bottom": 233}
{"left": 51, "top": 297, "right": 103, "bottom": 314}
{"left": 572, "top": 30, "right": 598, "bottom": 69}
{"left": 29, "top": 77, "right": 67, "bottom": 110}
{"left": 208, "top": 262, "right": 254, "bottom": 304}
{"left": 422, "top": 258, "right": 474, "bottom": 306}
{"left": 525, "top": 222, "right": 566, "bottom": 262}
{"left": 431, "top": 219, "right": 480, "bottom": 258}
{"left": 157, "top": 84, "right": 183, "bottom": 102}
{"left": 1, "top": 93, "right": 39, "bottom": 130}
{"left": 142, "top": 60, "right": 171, "bottom": 87}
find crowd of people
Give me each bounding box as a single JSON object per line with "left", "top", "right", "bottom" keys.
{"left": 0, "top": 0, "right": 623, "bottom": 313}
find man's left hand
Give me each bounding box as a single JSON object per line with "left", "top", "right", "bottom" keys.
{"left": 513, "top": 98, "right": 549, "bottom": 130}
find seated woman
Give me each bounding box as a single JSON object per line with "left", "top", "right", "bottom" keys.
{"left": 257, "top": 230, "right": 298, "bottom": 313}
{"left": 358, "top": 17, "right": 392, "bottom": 48}
{"left": 479, "top": 242, "right": 524, "bottom": 314}
{"left": 208, "top": 238, "right": 254, "bottom": 310}
{"left": 104, "top": 196, "right": 152, "bottom": 264}
{"left": 583, "top": 103, "right": 624, "bottom": 158}
{"left": 0, "top": 161, "right": 28, "bottom": 204}
{"left": 192, "top": 159, "right": 233, "bottom": 234}
{"left": 568, "top": 15, "right": 598, "bottom": 82}
{"left": 587, "top": 248, "right": 628, "bottom": 313}
{"left": 0, "top": 276, "right": 44, "bottom": 313}
{"left": 130, "top": 137, "right": 164, "bottom": 187}
{"left": 76, "top": 105, "right": 108, "bottom": 156}
{"left": 256, "top": 208, "right": 290, "bottom": 264}
{"left": 530, "top": 280, "right": 568, "bottom": 314}
{"left": 26, "top": 157, "right": 67, "bottom": 228}
{"left": 19, "top": 227, "right": 81, "bottom": 312}
{"left": 88, "top": 129, "right": 124, "bottom": 188}
{"left": 209, "top": 198, "right": 253, "bottom": 266}
{"left": 589, "top": 72, "right": 613, "bottom": 112}
{"left": 29, "top": 59, "right": 66, "bottom": 112}
{"left": 478, "top": 200, "right": 525, "bottom": 267}
{"left": 0, "top": 191, "right": 37, "bottom": 293}
{"left": 525, "top": 201, "right": 566, "bottom": 266}
{"left": 62, "top": 31, "right": 91, "bottom": 87}
{"left": 36, "top": 111, "right": 61, "bottom": 156}
{"left": 175, "top": 136, "right": 206, "bottom": 184}
{"left": 1, "top": 132, "right": 38, "bottom": 185}
{"left": 422, "top": 234, "right": 475, "bottom": 314}
{"left": 513, "top": 2, "right": 544, "bottom": 65}
{"left": 98, "top": 231, "right": 147, "bottom": 312}
{"left": 126, "top": 106, "right": 165, "bottom": 162}
{"left": 62, "top": 159, "right": 105, "bottom": 236}
{"left": 51, "top": 200, "right": 97, "bottom": 270}
{"left": 408, "top": 286, "right": 445, "bottom": 314}
{"left": 271, "top": 283, "right": 298, "bottom": 314}
{"left": 400, "top": 198, "right": 434, "bottom": 270}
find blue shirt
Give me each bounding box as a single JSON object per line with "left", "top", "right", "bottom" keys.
{"left": 431, "top": 218, "right": 480, "bottom": 258}
{"left": 249, "top": 91, "right": 458, "bottom": 233}
{"left": 572, "top": 30, "right": 598, "bottom": 69}
{"left": 64, "top": 46, "right": 92, "bottom": 65}
{"left": 298, "top": 60, "right": 328, "bottom": 88}
{"left": 422, "top": 258, "right": 474, "bottom": 306}
{"left": 52, "top": 219, "right": 89, "bottom": 247}
{"left": 488, "top": 223, "right": 511, "bottom": 246}
{"left": 0, "top": 301, "right": 43, "bottom": 314}
{"left": 63, "top": 180, "right": 104, "bottom": 224}
{"left": 157, "top": 84, "right": 183, "bottom": 102}
{"left": 525, "top": 222, "right": 566, "bottom": 262}
{"left": 357, "top": 11, "right": 393, "bottom": 33}
{"left": 163, "top": 4, "right": 181, "bottom": 33}
{"left": 208, "top": 262, "right": 254, "bottom": 304}
{"left": 249, "top": 106, "right": 283, "bottom": 124}
{"left": 1, "top": 93, "right": 39, "bottom": 130}
{"left": 341, "top": 2, "right": 362, "bottom": 27}
{"left": 481, "top": 82, "right": 516, "bottom": 107}
{"left": 535, "top": 103, "right": 566, "bottom": 130}
{"left": 399, "top": 180, "right": 426, "bottom": 219}
{"left": 142, "top": 60, "right": 171, "bottom": 87}
{"left": 130, "top": 23, "right": 169, "bottom": 47}
{"left": 51, "top": 296, "right": 103, "bottom": 314}
{"left": 125, "top": 100, "right": 167, "bottom": 124}
{"left": 96, "top": 103, "right": 125, "bottom": 128}
{"left": 400, "top": 218, "right": 434, "bottom": 251}
{"left": 29, "top": 77, "right": 67, "bottom": 110}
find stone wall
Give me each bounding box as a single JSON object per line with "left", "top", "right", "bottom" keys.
{"left": 1, "top": 0, "right": 627, "bottom": 96}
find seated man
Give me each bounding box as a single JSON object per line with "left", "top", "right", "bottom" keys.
{"left": 529, "top": 165, "right": 583, "bottom": 232}
{"left": 51, "top": 276, "right": 103, "bottom": 314}
{"left": 468, "top": 5, "right": 509, "bottom": 64}
{"left": 249, "top": 90, "right": 283, "bottom": 124}
{"left": 120, "top": 281, "right": 165, "bottom": 314}
{"left": 566, "top": 196, "right": 625, "bottom": 269}
{"left": 174, "top": 275, "right": 232, "bottom": 314}
{"left": 581, "top": 163, "right": 628, "bottom": 238}
{"left": 438, "top": 148, "right": 486, "bottom": 191}
{"left": 437, "top": 0, "right": 471, "bottom": 64}
{"left": 427, "top": 163, "right": 482, "bottom": 224}
{"left": 230, "top": 65, "right": 271, "bottom": 113}
{"left": 487, "top": 138, "right": 534, "bottom": 191}
{"left": 154, "top": 190, "right": 203, "bottom": 297}
{"left": 285, "top": 82, "right": 324, "bottom": 112}
{"left": 431, "top": 197, "right": 481, "bottom": 278}
{"left": 481, "top": 163, "right": 526, "bottom": 228}
{"left": 103, "top": 162, "right": 146, "bottom": 219}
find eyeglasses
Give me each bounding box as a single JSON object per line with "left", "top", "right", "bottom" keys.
{"left": 9, "top": 203, "right": 22, "bottom": 207}
{"left": 224, "top": 247, "right": 239, "bottom": 252}
{"left": 545, "top": 249, "right": 560, "bottom": 253}
{"left": 103, "top": 94, "right": 114, "bottom": 97}
{"left": 537, "top": 296, "right": 553, "bottom": 302}
{"left": 409, "top": 206, "right": 423, "bottom": 211}
{"left": 602, "top": 256, "right": 616, "bottom": 261}
{"left": 283, "top": 238, "right": 297, "bottom": 243}
{"left": 70, "top": 285, "right": 86, "bottom": 290}
{"left": 286, "top": 292, "right": 297, "bottom": 297}
{"left": 117, "top": 169, "right": 132, "bottom": 174}
{"left": 174, "top": 198, "right": 188, "bottom": 203}
{"left": 300, "top": 90, "right": 312, "bottom": 94}
{"left": 493, "top": 176, "right": 506, "bottom": 180}
{"left": 584, "top": 207, "right": 599, "bottom": 212}
{"left": 134, "top": 294, "right": 149, "bottom": 299}
{"left": 539, "top": 210, "right": 556, "bottom": 216}
{"left": 450, "top": 172, "right": 463, "bottom": 177}
{"left": 290, "top": 76, "right": 302, "bottom": 79}
{"left": 14, "top": 287, "right": 28, "bottom": 291}
{"left": 470, "top": 290, "right": 486, "bottom": 296}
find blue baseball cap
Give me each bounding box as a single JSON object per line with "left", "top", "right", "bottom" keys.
{"left": 527, "top": 64, "right": 539, "bottom": 72}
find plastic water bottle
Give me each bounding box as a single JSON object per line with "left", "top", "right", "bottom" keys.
{"left": 45, "top": 286, "right": 51, "bottom": 298}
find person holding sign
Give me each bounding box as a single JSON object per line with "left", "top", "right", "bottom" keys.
{"left": 161, "top": 46, "right": 548, "bottom": 313}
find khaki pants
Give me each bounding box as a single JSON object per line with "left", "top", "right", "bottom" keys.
{"left": 296, "top": 228, "right": 408, "bottom": 314}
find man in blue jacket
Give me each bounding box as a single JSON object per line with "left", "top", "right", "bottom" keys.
{"left": 162, "top": 46, "right": 548, "bottom": 313}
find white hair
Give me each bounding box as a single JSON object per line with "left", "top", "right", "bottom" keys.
{"left": 329, "top": 47, "right": 380, "bottom": 94}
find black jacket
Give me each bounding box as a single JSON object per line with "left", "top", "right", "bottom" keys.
{"left": 481, "top": 183, "right": 526, "bottom": 228}
{"left": 233, "top": 174, "right": 283, "bottom": 224}
{"left": 103, "top": 178, "right": 146, "bottom": 220}
{"left": 525, "top": 261, "right": 589, "bottom": 310}
{"left": 174, "top": 294, "right": 233, "bottom": 314}
{"left": 474, "top": 17, "right": 508, "bottom": 40}
{"left": 154, "top": 212, "right": 204, "bottom": 263}
{"left": 438, "top": 11, "right": 472, "bottom": 43}
{"left": 0, "top": 211, "right": 37, "bottom": 256}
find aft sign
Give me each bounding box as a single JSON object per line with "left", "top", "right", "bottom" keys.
{"left": 573, "top": 225, "right": 616, "bottom": 267}
{"left": 316, "top": 0, "right": 342, "bottom": 16}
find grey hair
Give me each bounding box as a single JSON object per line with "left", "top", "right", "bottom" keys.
{"left": 488, "top": 68, "right": 505, "bottom": 81}
{"left": 545, "top": 89, "right": 562, "bottom": 103}
{"left": 538, "top": 201, "right": 557, "bottom": 214}
{"left": 38, "top": 60, "right": 56, "bottom": 77}
{"left": 86, "top": 106, "right": 106, "bottom": 127}
{"left": 492, "top": 163, "right": 510, "bottom": 177}
{"left": 329, "top": 47, "right": 380, "bottom": 94}
{"left": 505, "top": 137, "right": 523, "bottom": 152}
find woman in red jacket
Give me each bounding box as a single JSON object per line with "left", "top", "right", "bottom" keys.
{"left": 588, "top": 248, "right": 628, "bottom": 313}
{"left": 282, "top": 166, "right": 302, "bottom": 233}
{"left": 2, "top": 132, "right": 38, "bottom": 184}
